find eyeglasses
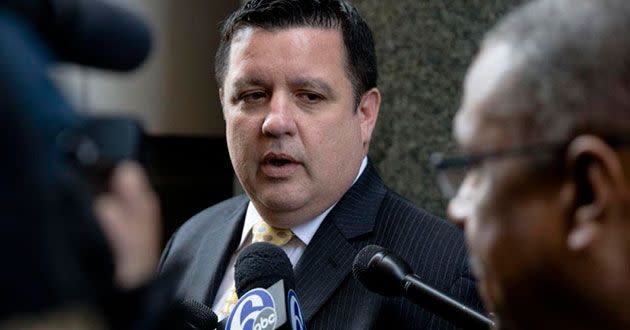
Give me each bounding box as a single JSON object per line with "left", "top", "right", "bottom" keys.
{"left": 430, "top": 136, "right": 630, "bottom": 200}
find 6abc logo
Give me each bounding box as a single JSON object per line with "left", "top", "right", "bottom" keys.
{"left": 288, "top": 290, "right": 306, "bottom": 330}
{"left": 226, "top": 288, "right": 277, "bottom": 330}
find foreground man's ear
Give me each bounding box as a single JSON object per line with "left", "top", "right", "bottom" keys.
{"left": 564, "top": 135, "right": 627, "bottom": 251}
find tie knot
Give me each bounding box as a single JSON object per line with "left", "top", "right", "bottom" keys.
{"left": 252, "top": 221, "right": 293, "bottom": 246}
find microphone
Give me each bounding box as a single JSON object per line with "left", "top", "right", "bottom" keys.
{"left": 173, "top": 299, "right": 219, "bottom": 330}
{"left": 353, "top": 245, "right": 493, "bottom": 330}
{"left": 1, "top": 0, "right": 152, "bottom": 71}
{"left": 224, "top": 242, "right": 306, "bottom": 330}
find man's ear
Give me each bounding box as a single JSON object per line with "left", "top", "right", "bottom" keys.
{"left": 357, "top": 87, "right": 381, "bottom": 147}
{"left": 564, "top": 135, "right": 627, "bottom": 251}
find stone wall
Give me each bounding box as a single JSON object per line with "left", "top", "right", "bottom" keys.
{"left": 355, "top": 0, "right": 524, "bottom": 217}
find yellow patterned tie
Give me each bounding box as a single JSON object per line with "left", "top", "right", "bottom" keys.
{"left": 251, "top": 221, "right": 293, "bottom": 246}
{"left": 220, "top": 221, "right": 294, "bottom": 318}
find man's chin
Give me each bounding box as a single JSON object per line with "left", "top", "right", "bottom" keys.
{"left": 252, "top": 194, "right": 309, "bottom": 222}
{"left": 263, "top": 199, "right": 305, "bottom": 213}
{"left": 476, "top": 278, "right": 500, "bottom": 316}
{"left": 482, "top": 295, "right": 521, "bottom": 330}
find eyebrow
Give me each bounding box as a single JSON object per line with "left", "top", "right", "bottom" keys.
{"left": 232, "top": 77, "right": 269, "bottom": 90}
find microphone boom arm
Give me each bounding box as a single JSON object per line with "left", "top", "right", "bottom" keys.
{"left": 404, "top": 274, "right": 493, "bottom": 330}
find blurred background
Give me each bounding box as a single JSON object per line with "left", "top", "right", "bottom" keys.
{"left": 53, "top": 0, "right": 524, "bottom": 243}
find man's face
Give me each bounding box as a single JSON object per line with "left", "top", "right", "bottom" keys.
{"left": 448, "top": 44, "right": 569, "bottom": 328}
{"left": 221, "top": 27, "right": 376, "bottom": 227}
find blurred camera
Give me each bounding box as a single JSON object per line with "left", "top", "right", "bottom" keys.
{"left": 57, "top": 116, "right": 145, "bottom": 195}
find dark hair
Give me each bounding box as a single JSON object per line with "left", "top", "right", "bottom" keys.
{"left": 214, "top": 0, "right": 378, "bottom": 103}
{"left": 478, "top": 0, "right": 630, "bottom": 142}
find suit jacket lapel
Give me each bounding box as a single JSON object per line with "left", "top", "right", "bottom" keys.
{"left": 295, "top": 161, "right": 387, "bottom": 322}
{"left": 183, "top": 196, "right": 248, "bottom": 304}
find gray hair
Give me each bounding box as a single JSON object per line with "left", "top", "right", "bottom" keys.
{"left": 481, "top": 0, "right": 630, "bottom": 143}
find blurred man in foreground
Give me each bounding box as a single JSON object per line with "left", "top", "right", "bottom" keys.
{"left": 433, "top": 0, "right": 630, "bottom": 329}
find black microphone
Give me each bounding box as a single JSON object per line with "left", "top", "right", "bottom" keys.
{"left": 223, "top": 242, "right": 306, "bottom": 330}
{"left": 1, "top": 0, "right": 152, "bottom": 71}
{"left": 173, "top": 299, "right": 219, "bottom": 330}
{"left": 353, "top": 245, "right": 493, "bottom": 330}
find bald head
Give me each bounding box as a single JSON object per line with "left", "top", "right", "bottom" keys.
{"left": 468, "top": 0, "right": 630, "bottom": 143}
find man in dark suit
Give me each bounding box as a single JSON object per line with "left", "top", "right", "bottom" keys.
{"left": 436, "top": 0, "right": 630, "bottom": 329}
{"left": 159, "top": 0, "right": 483, "bottom": 328}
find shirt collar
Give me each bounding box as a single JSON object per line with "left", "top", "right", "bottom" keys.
{"left": 240, "top": 156, "right": 368, "bottom": 246}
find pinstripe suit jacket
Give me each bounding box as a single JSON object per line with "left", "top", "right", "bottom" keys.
{"left": 159, "top": 161, "right": 484, "bottom": 329}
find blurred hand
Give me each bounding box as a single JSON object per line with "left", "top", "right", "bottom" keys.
{"left": 94, "top": 161, "right": 161, "bottom": 289}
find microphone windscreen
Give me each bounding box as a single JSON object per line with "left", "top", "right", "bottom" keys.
{"left": 234, "top": 242, "right": 294, "bottom": 297}
{"left": 353, "top": 244, "right": 409, "bottom": 297}
{"left": 177, "top": 299, "right": 218, "bottom": 329}
{"left": 352, "top": 244, "right": 385, "bottom": 286}
{"left": 2, "top": 0, "right": 152, "bottom": 71}
{"left": 51, "top": 0, "right": 152, "bottom": 71}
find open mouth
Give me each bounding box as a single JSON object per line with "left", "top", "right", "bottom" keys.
{"left": 267, "top": 158, "right": 292, "bottom": 166}
{"left": 260, "top": 153, "right": 300, "bottom": 177}
{"left": 263, "top": 153, "right": 298, "bottom": 166}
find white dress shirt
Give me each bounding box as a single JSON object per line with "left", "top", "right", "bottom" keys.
{"left": 211, "top": 157, "right": 368, "bottom": 319}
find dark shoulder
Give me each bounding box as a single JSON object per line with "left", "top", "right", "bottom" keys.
{"left": 372, "top": 189, "right": 485, "bottom": 318}
{"left": 174, "top": 194, "right": 248, "bottom": 239}
{"left": 159, "top": 195, "right": 248, "bottom": 268}
{"left": 379, "top": 189, "right": 462, "bottom": 238}
{"left": 375, "top": 189, "right": 469, "bottom": 290}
